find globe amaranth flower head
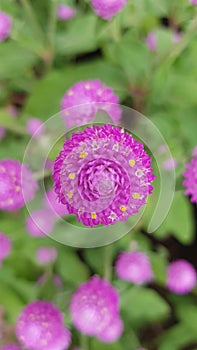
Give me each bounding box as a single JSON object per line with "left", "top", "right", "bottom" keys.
{"left": 69, "top": 275, "right": 123, "bottom": 343}
{"left": 36, "top": 247, "right": 57, "bottom": 265}
{"left": 57, "top": 4, "right": 76, "bottom": 20}
{"left": 2, "top": 344, "right": 22, "bottom": 350}
{"left": 0, "top": 11, "right": 12, "bottom": 41}
{"left": 183, "top": 147, "right": 197, "bottom": 203}
{"left": 0, "top": 232, "right": 12, "bottom": 264}
{"left": 53, "top": 124, "right": 155, "bottom": 227}
{"left": 91, "top": 0, "right": 127, "bottom": 20}
{"left": 0, "top": 159, "right": 38, "bottom": 211}
{"left": 166, "top": 260, "right": 197, "bottom": 295}
{"left": 61, "top": 80, "right": 121, "bottom": 128}
{"left": 16, "top": 300, "right": 71, "bottom": 350}
{"left": 115, "top": 251, "right": 153, "bottom": 284}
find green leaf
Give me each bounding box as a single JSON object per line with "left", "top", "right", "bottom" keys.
{"left": 0, "top": 284, "right": 24, "bottom": 323}
{"left": 0, "top": 42, "right": 37, "bottom": 80}
{"left": 159, "top": 323, "right": 197, "bottom": 350}
{"left": 91, "top": 338, "right": 122, "bottom": 350}
{"left": 154, "top": 191, "right": 195, "bottom": 244}
{"left": 57, "top": 249, "right": 89, "bottom": 285}
{"left": 121, "top": 286, "right": 170, "bottom": 328}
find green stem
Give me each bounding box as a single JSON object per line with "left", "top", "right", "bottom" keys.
{"left": 103, "top": 244, "right": 113, "bottom": 281}
{"left": 21, "top": 0, "right": 44, "bottom": 42}
{"left": 80, "top": 333, "right": 89, "bottom": 350}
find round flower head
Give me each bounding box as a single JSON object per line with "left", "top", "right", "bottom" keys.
{"left": 92, "top": 0, "right": 127, "bottom": 20}
{"left": 53, "top": 124, "right": 155, "bottom": 227}
{"left": 36, "top": 247, "right": 57, "bottom": 265}
{"left": 115, "top": 251, "right": 153, "bottom": 284}
{"left": 26, "top": 209, "right": 55, "bottom": 237}
{"left": 2, "top": 344, "right": 22, "bottom": 350}
{"left": 37, "top": 273, "right": 63, "bottom": 287}
{"left": 69, "top": 276, "right": 121, "bottom": 338}
{"left": 16, "top": 300, "right": 71, "bottom": 350}
{"left": 57, "top": 4, "right": 76, "bottom": 20}
{"left": 26, "top": 118, "right": 45, "bottom": 138}
{"left": 0, "top": 159, "right": 38, "bottom": 211}
{"left": 61, "top": 80, "right": 121, "bottom": 128}
{"left": 146, "top": 31, "right": 157, "bottom": 51}
{"left": 44, "top": 188, "right": 68, "bottom": 218}
{"left": 190, "top": 0, "right": 197, "bottom": 4}
{"left": 166, "top": 260, "right": 197, "bottom": 295}
{"left": 0, "top": 11, "right": 12, "bottom": 41}
{"left": 97, "top": 317, "right": 123, "bottom": 343}
{"left": 183, "top": 147, "right": 197, "bottom": 203}
{"left": 0, "top": 232, "right": 12, "bottom": 263}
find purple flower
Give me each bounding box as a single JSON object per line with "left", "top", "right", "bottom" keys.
{"left": 145, "top": 31, "right": 157, "bottom": 51}
{"left": 0, "top": 126, "right": 6, "bottom": 139}
{"left": 91, "top": 0, "right": 127, "bottom": 20}
{"left": 163, "top": 158, "right": 177, "bottom": 171}
{"left": 115, "top": 251, "right": 153, "bottom": 284}
{"left": 69, "top": 275, "right": 123, "bottom": 341}
{"left": 0, "top": 159, "right": 38, "bottom": 211}
{"left": 57, "top": 4, "right": 76, "bottom": 20}
{"left": 44, "top": 188, "right": 68, "bottom": 218}
{"left": 172, "top": 32, "right": 182, "bottom": 43}
{"left": 61, "top": 80, "right": 121, "bottom": 128}
{"left": 2, "top": 344, "right": 22, "bottom": 350}
{"left": 0, "top": 232, "right": 12, "bottom": 263}
{"left": 97, "top": 317, "right": 123, "bottom": 343}
{"left": 183, "top": 147, "right": 197, "bottom": 203}
{"left": 16, "top": 300, "right": 71, "bottom": 350}
{"left": 36, "top": 247, "right": 57, "bottom": 265}
{"left": 190, "top": 0, "right": 197, "bottom": 5}
{"left": 26, "top": 118, "right": 45, "bottom": 137}
{"left": 0, "top": 11, "right": 12, "bottom": 41}
{"left": 26, "top": 209, "right": 55, "bottom": 237}
{"left": 53, "top": 124, "right": 155, "bottom": 227}
{"left": 167, "top": 260, "right": 197, "bottom": 295}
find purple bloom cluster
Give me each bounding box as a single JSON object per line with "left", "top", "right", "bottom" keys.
{"left": 0, "top": 232, "right": 12, "bottom": 264}
{"left": 183, "top": 147, "right": 197, "bottom": 203}
{"left": 61, "top": 80, "right": 121, "bottom": 128}
{"left": 36, "top": 247, "right": 57, "bottom": 265}
{"left": 0, "top": 159, "right": 38, "bottom": 211}
{"left": 26, "top": 209, "right": 55, "bottom": 237}
{"left": 166, "top": 260, "right": 197, "bottom": 295}
{"left": 0, "top": 11, "right": 12, "bottom": 41}
{"left": 53, "top": 124, "right": 155, "bottom": 227}
{"left": 57, "top": 4, "right": 76, "bottom": 20}
{"left": 115, "top": 251, "right": 153, "bottom": 284}
{"left": 2, "top": 344, "right": 22, "bottom": 350}
{"left": 91, "top": 0, "right": 127, "bottom": 20}
{"left": 16, "top": 300, "right": 71, "bottom": 350}
{"left": 69, "top": 276, "right": 123, "bottom": 343}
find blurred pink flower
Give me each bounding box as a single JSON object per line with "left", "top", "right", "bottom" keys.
{"left": 167, "top": 260, "right": 197, "bottom": 295}
{"left": 26, "top": 117, "right": 45, "bottom": 138}
{"left": 57, "top": 4, "right": 76, "bottom": 20}
{"left": 69, "top": 275, "right": 123, "bottom": 342}
{"left": 92, "top": 0, "right": 127, "bottom": 20}
{"left": 2, "top": 344, "right": 22, "bottom": 350}
{"left": 26, "top": 209, "right": 55, "bottom": 237}
{"left": 0, "top": 126, "right": 6, "bottom": 139}
{"left": 146, "top": 31, "right": 157, "bottom": 51}
{"left": 163, "top": 158, "right": 177, "bottom": 171}
{"left": 36, "top": 247, "right": 57, "bottom": 265}
{"left": 183, "top": 147, "right": 197, "bottom": 203}
{"left": 0, "top": 232, "right": 12, "bottom": 264}
{"left": 115, "top": 251, "right": 153, "bottom": 284}
{"left": 44, "top": 188, "right": 68, "bottom": 218}
{"left": 0, "top": 11, "right": 12, "bottom": 41}
{"left": 16, "top": 300, "right": 71, "bottom": 350}
{"left": 190, "top": 0, "right": 197, "bottom": 5}
{"left": 0, "top": 159, "right": 38, "bottom": 211}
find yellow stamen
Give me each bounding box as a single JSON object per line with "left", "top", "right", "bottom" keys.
{"left": 129, "top": 159, "right": 135, "bottom": 167}
{"left": 132, "top": 193, "right": 140, "bottom": 199}
{"left": 67, "top": 191, "right": 73, "bottom": 199}
{"left": 120, "top": 205, "right": 127, "bottom": 212}
{"left": 69, "top": 173, "right": 75, "bottom": 179}
{"left": 91, "top": 212, "right": 97, "bottom": 219}
{"left": 79, "top": 151, "right": 88, "bottom": 158}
